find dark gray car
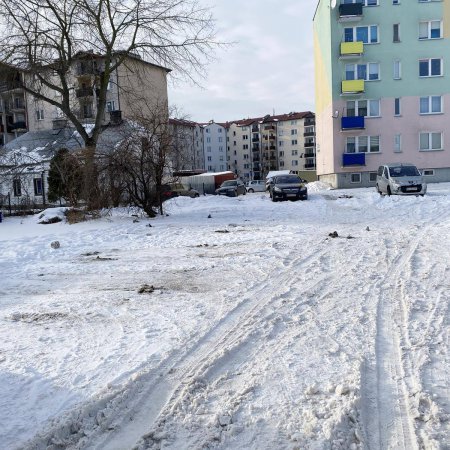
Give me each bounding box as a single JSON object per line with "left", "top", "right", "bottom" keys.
{"left": 215, "top": 179, "right": 247, "bottom": 197}
{"left": 269, "top": 175, "right": 308, "bottom": 202}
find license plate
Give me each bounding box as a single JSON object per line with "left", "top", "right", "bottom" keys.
{"left": 406, "top": 187, "right": 417, "bottom": 191}
{"left": 287, "top": 193, "right": 297, "bottom": 197}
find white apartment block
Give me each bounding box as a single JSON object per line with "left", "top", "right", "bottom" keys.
{"left": 202, "top": 121, "right": 228, "bottom": 172}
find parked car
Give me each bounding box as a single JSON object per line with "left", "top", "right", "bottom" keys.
{"left": 169, "top": 183, "right": 200, "bottom": 198}
{"left": 376, "top": 163, "right": 427, "bottom": 196}
{"left": 268, "top": 174, "right": 308, "bottom": 202}
{"left": 246, "top": 180, "right": 266, "bottom": 193}
{"left": 215, "top": 179, "right": 246, "bottom": 197}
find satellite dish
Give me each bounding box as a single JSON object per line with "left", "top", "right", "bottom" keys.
{"left": 331, "top": 0, "right": 337, "bottom": 8}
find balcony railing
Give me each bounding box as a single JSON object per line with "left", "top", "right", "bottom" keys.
{"left": 341, "top": 116, "right": 365, "bottom": 130}
{"left": 252, "top": 136, "right": 259, "bottom": 142}
{"left": 264, "top": 125, "right": 275, "bottom": 131}
{"left": 340, "top": 41, "right": 364, "bottom": 58}
{"left": 10, "top": 121, "right": 27, "bottom": 131}
{"left": 305, "top": 142, "right": 315, "bottom": 148}
{"left": 269, "top": 134, "right": 276, "bottom": 140}
{"left": 338, "top": 3, "right": 363, "bottom": 21}
{"left": 304, "top": 163, "right": 316, "bottom": 169}
{"left": 343, "top": 152, "right": 366, "bottom": 167}
{"left": 252, "top": 144, "right": 259, "bottom": 151}
{"left": 341, "top": 79, "right": 364, "bottom": 94}
{"left": 304, "top": 131, "right": 315, "bottom": 137}
{"left": 304, "top": 120, "right": 315, "bottom": 126}
{"left": 269, "top": 145, "right": 276, "bottom": 150}
{"left": 252, "top": 126, "right": 259, "bottom": 132}
{"left": 0, "top": 81, "right": 24, "bottom": 93}
{"left": 305, "top": 151, "right": 316, "bottom": 158}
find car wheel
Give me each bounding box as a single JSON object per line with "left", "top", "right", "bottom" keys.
{"left": 242, "top": 189, "right": 246, "bottom": 195}
{"left": 387, "top": 186, "right": 392, "bottom": 196}
{"left": 194, "top": 193, "right": 200, "bottom": 198}
{"left": 248, "top": 188, "right": 254, "bottom": 193}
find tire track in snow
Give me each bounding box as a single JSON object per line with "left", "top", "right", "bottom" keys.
{"left": 361, "top": 210, "right": 450, "bottom": 450}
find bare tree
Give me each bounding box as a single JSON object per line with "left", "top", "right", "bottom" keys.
{"left": 0, "top": 0, "right": 218, "bottom": 206}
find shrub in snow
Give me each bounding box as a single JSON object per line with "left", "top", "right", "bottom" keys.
{"left": 51, "top": 241, "right": 61, "bottom": 249}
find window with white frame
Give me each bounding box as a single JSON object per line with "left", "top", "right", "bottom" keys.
{"left": 369, "top": 172, "right": 378, "bottom": 182}
{"left": 422, "top": 169, "right": 435, "bottom": 176}
{"left": 393, "top": 24, "right": 400, "bottom": 42}
{"left": 394, "top": 134, "right": 402, "bottom": 153}
{"left": 420, "top": 132, "right": 442, "bottom": 151}
{"left": 292, "top": 139, "right": 298, "bottom": 145}
{"left": 393, "top": 0, "right": 400, "bottom": 5}
{"left": 290, "top": 120, "right": 297, "bottom": 125}
{"left": 346, "top": 135, "right": 380, "bottom": 153}
{"left": 207, "top": 146, "right": 211, "bottom": 152}
{"left": 346, "top": 99, "right": 380, "bottom": 117}
{"left": 395, "top": 98, "right": 401, "bottom": 116}
{"left": 34, "top": 178, "right": 43, "bottom": 195}
{"left": 345, "top": 63, "right": 380, "bottom": 81}
{"left": 342, "top": 0, "right": 378, "bottom": 5}
{"left": 419, "top": 20, "right": 442, "bottom": 39}
{"left": 344, "top": 25, "right": 379, "bottom": 44}
{"left": 36, "top": 109, "right": 44, "bottom": 120}
{"left": 279, "top": 141, "right": 284, "bottom": 146}
{"left": 243, "top": 144, "right": 248, "bottom": 150}
{"left": 292, "top": 150, "right": 298, "bottom": 155}
{"left": 291, "top": 129, "right": 298, "bottom": 135}
{"left": 393, "top": 60, "right": 402, "bottom": 79}
{"left": 280, "top": 161, "right": 285, "bottom": 167}
{"left": 106, "top": 101, "right": 115, "bottom": 112}
{"left": 218, "top": 128, "right": 222, "bottom": 133}
{"left": 419, "top": 58, "right": 443, "bottom": 77}
{"left": 218, "top": 137, "right": 223, "bottom": 142}
{"left": 219, "top": 156, "right": 224, "bottom": 161}
{"left": 292, "top": 160, "right": 299, "bottom": 166}
{"left": 207, "top": 156, "right": 212, "bottom": 161}
{"left": 420, "top": 95, "right": 442, "bottom": 114}
{"left": 206, "top": 137, "right": 211, "bottom": 143}
{"left": 219, "top": 146, "right": 224, "bottom": 151}
{"left": 13, "top": 179, "right": 21, "bottom": 196}
{"left": 350, "top": 173, "right": 362, "bottom": 183}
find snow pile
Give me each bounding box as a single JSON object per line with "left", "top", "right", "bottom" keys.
{"left": 306, "top": 180, "right": 333, "bottom": 193}
{"left": 36, "top": 207, "right": 68, "bottom": 224}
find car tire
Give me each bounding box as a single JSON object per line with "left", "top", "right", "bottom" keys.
{"left": 248, "top": 188, "right": 254, "bottom": 193}
{"left": 376, "top": 185, "right": 382, "bottom": 195}
{"left": 194, "top": 193, "right": 200, "bottom": 198}
{"left": 387, "top": 186, "right": 392, "bottom": 196}
{"left": 272, "top": 196, "right": 278, "bottom": 202}
{"left": 242, "top": 190, "right": 246, "bottom": 195}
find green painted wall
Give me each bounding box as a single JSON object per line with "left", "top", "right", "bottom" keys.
{"left": 330, "top": 1, "right": 450, "bottom": 100}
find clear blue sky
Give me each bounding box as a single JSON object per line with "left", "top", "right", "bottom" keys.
{"left": 168, "top": 0, "right": 317, "bottom": 122}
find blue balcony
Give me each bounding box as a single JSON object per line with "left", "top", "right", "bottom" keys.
{"left": 339, "top": 3, "right": 363, "bottom": 21}
{"left": 341, "top": 116, "right": 365, "bottom": 130}
{"left": 343, "top": 152, "right": 365, "bottom": 167}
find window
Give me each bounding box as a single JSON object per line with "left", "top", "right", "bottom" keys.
{"left": 422, "top": 169, "right": 435, "bottom": 176}
{"left": 393, "top": 0, "right": 400, "bottom": 4}
{"left": 83, "top": 103, "right": 93, "bottom": 118}
{"left": 292, "top": 160, "right": 299, "bottom": 166}
{"left": 243, "top": 135, "right": 249, "bottom": 140}
{"left": 13, "top": 179, "right": 21, "bottom": 197}
{"left": 291, "top": 129, "right": 298, "bottom": 135}
{"left": 205, "top": 128, "right": 210, "bottom": 133}
{"left": 36, "top": 109, "right": 44, "bottom": 121}
{"left": 218, "top": 137, "right": 223, "bottom": 142}
{"left": 419, "top": 20, "right": 442, "bottom": 40}
{"left": 243, "top": 144, "right": 248, "bottom": 150}
{"left": 343, "top": 0, "right": 378, "bottom": 5}
{"left": 393, "top": 60, "right": 402, "bottom": 79}
{"left": 242, "top": 127, "right": 248, "bottom": 131}
{"left": 394, "top": 98, "right": 401, "bottom": 116}
{"left": 345, "top": 63, "right": 380, "bottom": 81}
{"left": 33, "top": 178, "right": 43, "bottom": 195}
{"left": 279, "top": 151, "right": 284, "bottom": 157}
{"left": 279, "top": 141, "right": 284, "bottom": 146}
{"left": 346, "top": 99, "right": 380, "bottom": 117}
{"left": 393, "top": 24, "right": 400, "bottom": 42}
{"left": 420, "top": 132, "right": 442, "bottom": 151}
{"left": 106, "top": 101, "right": 115, "bottom": 112}
{"left": 219, "top": 146, "right": 224, "bottom": 152}
{"left": 292, "top": 150, "right": 298, "bottom": 155}
{"left": 290, "top": 120, "right": 297, "bottom": 125}
{"left": 219, "top": 156, "right": 224, "bottom": 161}
{"left": 207, "top": 156, "right": 212, "bottom": 161}
{"left": 218, "top": 128, "right": 222, "bottom": 133}
{"left": 346, "top": 136, "right": 380, "bottom": 153}
{"left": 394, "top": 134, "right": 402, "bottom": 153}
{"left": 420, "top": 96, "right": 442, "bottom": 114}
{"left": 419, "top": 58, "right": 443, "bottom": 77}
{"left": 344, "top": 25, "right": 379, "bottom": 44}
{"left": 350, "top": 173, "right": 362, "bottom": 183}
{"left": 369, "top": 172, "right": 378, "bottom": 182}
{"left": 291, "top": 139, "right": 298, "bottom": 145}
{"left": 243, "top": 154, "right": 249, "bottom": 159}
{"left": 280, "top": 161, "right": 285, "bottom": 167}
{"left": 207, "top": 146, "right": 211, "bottom": 152}
{"left": 279, "top": 130, "right": 284, "bottom": 136}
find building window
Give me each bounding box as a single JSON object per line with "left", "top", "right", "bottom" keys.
{"left": 346, "top": 99, "right": 380, "bottom": 117}
{"left": 82, "top": 103, "right": 93, "bottom": 118}
{"left": 33, "top": 178, "right": 43, "bottom": 195}
{"left": 207, "top": 146, "right": 211, "bottom": 152}
{"left": 218, "top": 128, "right": 222, "bottom": 133}
{"left": 350, "top": 173, "right": 362, "bottom": 183}
{"left": 206, "top": 137, "right": 211, "bottom": 143}
{"left": 280, "top": 161, "right": 285, "bottom": 167}
{"left": 419, "top": 58, "right": 443, "bottom": 77}
{"left": 279, "top": 141, "right": 284, "bottom": 146}
{"left": 290, "top": 120, "right": 297, "bottom": 125}
{"left": 393, "top": 24, "right": 400, "bottom": 42}
{"left": 394, "top": 134, "right": 402, "bottom": 153}
{"left": 218, "top": 137, "right": 223, "bottom": 142}
{"left": 13, "top": 179, "right": 21, "bottom": 197}
{"left": 420, "top": 132, "right": 442, "bottom": 151}
{"left": 219, "top": 156, "right": 224, "bottom": 161}
{"left": 291, "top": 139, "right": 298, "bottom": 145}
{"left": 36, "top": 109, "right": 44, "bottom": 121}
{"left": 292, "top": 160, "right": 298, "bottom": 166}
{"left": 106, "top": 101, "right": 115, "bottom": 112}
{"left": 346, "top": 135, "right": 380, "bottom": 153}
{"left": 420, "top": 95, "right": 442, "bottom": 114}
{"left": 291, "top": 129, "right": 298, "bottom": 135}
{"left": 345, "top": 63, "right": 380, "bottom": 81}
{"left": 279, "top": 151, "right": 284, "bottom": 157}
{"left": 205, "top": 128, "right": 210, "bottom": 133}
{"left": 292, "top": 150, "right": 298, "bottom": 155}
{"left": 243, "top": 135, "right": 249, "bottom": 140}
{"left": 344, "top": 25, "right": 379, "bottom": 44}
{"left": 207, "top": 156, "right": 212, "bottom": 161}
{"left": 422, "top": 169, "right": 435, "bottom": 176}
{"left": 394, "top": 98, "right": 401, "bottom": 116}
{"left": 393, "top": 60, "right": 402, "bottom": 79}
{"left": 243, "top": 144, "right": 248, "bottom": 150}
{"left": 393, "top": 0, "right": 400, "bottom": 4}
{"left": 419, "top": 20, "right": 442, "bottom": 40}
{"left": 369, "top": 172, "right": 378, "bottom": 182}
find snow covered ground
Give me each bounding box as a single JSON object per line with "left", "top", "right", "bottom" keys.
{"left": 0, "top": 183, "right": 449, "bottom": 450}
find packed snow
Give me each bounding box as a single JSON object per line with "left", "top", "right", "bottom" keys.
{"left": 0, "top": 182, "right": 449, "bottom": 450}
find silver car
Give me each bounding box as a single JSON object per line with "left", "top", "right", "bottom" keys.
{"left": 376, "top": 163, "right": 427, "bottom": 196}
{"left": 246, "top": 180, "right": 266, "bottom": 193}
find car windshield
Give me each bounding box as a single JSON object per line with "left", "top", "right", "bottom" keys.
{"left": 221, "top": 180, "right": 236, "bottom": 187}
{"left": 276, "top": 176, "right": 301, "bottom": 184}
{"left": 389, "top": 166, "right": 420, "bottom": 177}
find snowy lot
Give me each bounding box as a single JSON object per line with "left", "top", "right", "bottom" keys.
{"left": 0, "top": 183, "right": 449, "bottom": 450}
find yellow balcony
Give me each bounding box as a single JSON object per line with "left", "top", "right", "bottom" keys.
{"left": 341, "top": 79, "right": 365, "bottom": 94}
{"left": 340, "top": 41, "right": 364, "bottom": 58}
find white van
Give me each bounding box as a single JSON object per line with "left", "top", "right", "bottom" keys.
{"left": 376, "top": 163, "right": 427, "bottom": 196}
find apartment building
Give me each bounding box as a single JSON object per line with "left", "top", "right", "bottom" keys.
{"left": 226, "top": 112, "right": 316, "bottom": 181}
{"left": 202, "top": 121, "right": 228, "bottom": 172}
{"left": 314, "top": 0, "right": 450, "bottom": 188}
{"left": 0, "top": 52, "right": 170, "bottom": 147}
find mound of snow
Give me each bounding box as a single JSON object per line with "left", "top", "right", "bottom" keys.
{"left": 37, "top": 207, "right": 68, "bottom": 224}
{"left": 306, "top": 181, "right": 333, "bottom": 193}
